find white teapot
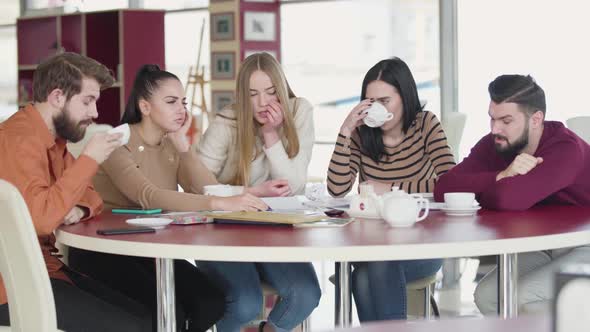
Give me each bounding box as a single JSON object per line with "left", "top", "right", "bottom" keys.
{"left": 370, "top": 187, "right": 430, "bottom": 227}
{"left": 347, "top": 183, "right": 380, "bottom": 219}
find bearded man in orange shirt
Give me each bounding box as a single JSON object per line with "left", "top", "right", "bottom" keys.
{"left": 0, "top": 52, "right": 151, "bottom": 332}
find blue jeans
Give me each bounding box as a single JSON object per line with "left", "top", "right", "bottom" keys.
{"left": 197, "top": 262, "right": 321, "bottom": 332}
{"left": 352, "top": 259, "right": 442, "bottom": 322}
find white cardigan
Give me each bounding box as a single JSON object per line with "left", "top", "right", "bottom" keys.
{"left": 197, "top": 97, "right": 315, "bottom": 194}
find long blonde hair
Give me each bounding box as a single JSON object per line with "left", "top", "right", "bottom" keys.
{"left": 232, "top": 52, "right": 300, "bottom": 186}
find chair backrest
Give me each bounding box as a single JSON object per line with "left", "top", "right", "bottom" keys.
{"left": 67, "top": 123, "right": 113, "bottom": 158}
{"left": 441, "top": 112, "right": 467, "bottom": 162}
{"left": 566, "top": 116, "right": 590, "bottom": 144}
{"left": 0, "top": 180, "right": 58, "bottom": 331}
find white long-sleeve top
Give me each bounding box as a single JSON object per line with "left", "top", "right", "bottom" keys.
{"left": 197, "top": 97, "right": 315, "bottom": 194}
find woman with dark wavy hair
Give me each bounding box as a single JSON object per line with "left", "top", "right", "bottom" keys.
{"left": 327, "top": 57, "right": 455, "bottom": 321}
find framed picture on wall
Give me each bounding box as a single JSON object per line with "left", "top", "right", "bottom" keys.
{"left": 211, "top": 52, "right": 236, "bottom": 80}
{"left": 212, "top": 91, "right": 235, "bottom": 112}
{"left": 211, "top": 12, "right": 234, "bottom": 41}
{"left": 244, "top": 11, "right": 276, "bottom": 41}
{"left": 243, "top": 50, "right": 278, "bottom": 60}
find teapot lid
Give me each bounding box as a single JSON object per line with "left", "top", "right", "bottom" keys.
{"left": 384, "top": 186, "right": 411, "bottom": 198}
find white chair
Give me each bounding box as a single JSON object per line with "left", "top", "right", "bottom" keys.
{"left": 66, "top": 123, "right": 113, "bottom": 158}
{"left": 566, "top": 116, "right": 590, "bottom": 144}
{"left": 0, "top": 180, "right": 63, "bottom": 331}
{"left": 441, "top": 112, "right": 467, "bottom": 162}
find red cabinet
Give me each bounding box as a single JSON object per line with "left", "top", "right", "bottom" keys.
{"left": 17, "top": 9, "right": 165, "bottom": 126}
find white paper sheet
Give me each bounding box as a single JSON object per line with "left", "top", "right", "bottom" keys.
{"left": 261, "top": 196, "right": 307, "bottom": 211}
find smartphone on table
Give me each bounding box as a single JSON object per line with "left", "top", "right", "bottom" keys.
{"left": 97, "top": 227, "right": 156, "bottom": 236}
{"left": 324, "top": 209, "right": 345, "bottom": 217}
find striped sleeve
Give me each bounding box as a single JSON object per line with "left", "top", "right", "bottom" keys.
{"left": 327, "top": 133, "right": 360, "bottom": 197}
{"left": 391, "top": 112, "right": 456, "bottom": 193}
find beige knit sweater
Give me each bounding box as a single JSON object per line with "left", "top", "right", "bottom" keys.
{"left": 94, "top": 124, "right": 219, "bottom": 211}
{"left": 198, "top": 97, "right": 315, "bottom": 194}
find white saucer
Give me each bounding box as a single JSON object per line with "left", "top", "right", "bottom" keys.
{"left": 429, "top": 202, "right": 446, "bottom": 210}
{"left": 441, "top": 206, "right": 481, "bottom": 216}
{"left": 126, "top": 217, "right": 173, "bottom": 229}
{"left": 443, "top": 200, "right": 480, "bottom": 208}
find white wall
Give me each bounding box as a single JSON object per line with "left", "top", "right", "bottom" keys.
{"left": 458, "top": 0, "right": 590, "bottom": 159}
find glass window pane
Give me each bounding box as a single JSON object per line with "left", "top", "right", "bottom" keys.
{"left": 0, "top": 2, "right": 19, "bottom": 24}
{"left": 27, "top": 0, "right": 127, "bottom": 12}
{"left": 165, "top": 9, "right": 210, "bottom": 114}
{"left": 143, "top": 0, "right": 208, "bottom": 10}
{"left": 281, "top": 0, "right": 440, "bottom": 179}
{"left": 80, "top": 0, "right": 128, "bottom": 11}
{"left": 458, "top": 0, "right": 590, "bottom": 160}
{"left": 0, "top": 25, "right": 17, "bottom": 122}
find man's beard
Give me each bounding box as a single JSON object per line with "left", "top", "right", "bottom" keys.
{"left": 53, "top": 103, "right": 92, "bottom": 143}
{"left": 494, "top": 123, "right": 529, "bottom": 158}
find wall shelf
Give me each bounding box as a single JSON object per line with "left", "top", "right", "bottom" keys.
{"left": 17, "top": 9, "right": 165, "bottom": 127}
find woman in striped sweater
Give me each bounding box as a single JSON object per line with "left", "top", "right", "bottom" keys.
{"left": 327, "top": 58, "right": 455, "bottom": 321}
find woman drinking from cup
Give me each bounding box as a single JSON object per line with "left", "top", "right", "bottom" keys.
{"left": 196, "top": 52, "right": 320, "bottom": 332}
{"left": 327, "top": 57, "right": 455, "bottom": 322}
{"left": 69, "top": 64, "right": 271, "bottom": 332}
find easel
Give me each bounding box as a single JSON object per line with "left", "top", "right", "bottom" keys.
{"left": 185, "top": 18, "right": 212, "bottom": 146}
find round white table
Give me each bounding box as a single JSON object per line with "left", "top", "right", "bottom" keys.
{"left": 56, "top": 206, "right": 590, "bottom": 332}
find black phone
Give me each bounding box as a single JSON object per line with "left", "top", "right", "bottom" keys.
{"left": 97, "top": 227, "right": 156, "bottom": 236}
{"left": 324, "top": 209, "right": 345, "bottom": 217}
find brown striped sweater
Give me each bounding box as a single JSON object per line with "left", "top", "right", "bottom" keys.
{"left": 327, "top": 111, "right": 456, "bottom": 197}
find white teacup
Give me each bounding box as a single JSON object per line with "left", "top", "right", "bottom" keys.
{"left": 203, "top": 184, "right": 240, "bottom": 197}
{"left": 359, "top": 183, "right": 375, "bottom": 198}
{"left": 363, "top": 103, "right": 394, "bottom": 128}
{"left": 444, "top": 192, "right": 476, "bottom": 209}
{"left": 348, "top": 194, "right": 379, "bottom": 218}
{"left": 304, "top": 182, "right": 325, "bottom": 201}
{"left": 108, "top": 123, "right": 130, "bottom": 145}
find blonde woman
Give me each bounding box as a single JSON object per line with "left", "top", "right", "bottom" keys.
{"left": 197, "top": 53, "right": 320, "bottom": 332}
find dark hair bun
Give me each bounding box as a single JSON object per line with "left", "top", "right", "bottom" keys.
{"left": 138, "top": 64, "right": 161, "bottom": 74}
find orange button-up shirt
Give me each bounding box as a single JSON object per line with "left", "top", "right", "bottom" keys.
{"left": 0, "top": 104, "right": 103, "bottom": 304}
